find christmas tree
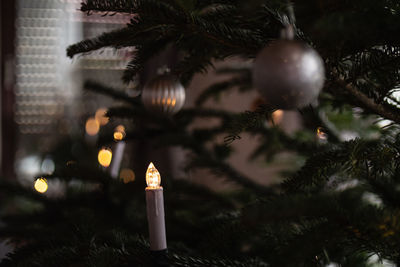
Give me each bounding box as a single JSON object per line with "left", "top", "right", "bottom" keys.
{"left": 2, "top": 0, "right": 400, "bottom": 266}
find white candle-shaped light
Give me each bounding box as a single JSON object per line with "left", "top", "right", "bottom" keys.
{"left": 145, "top": 162, "right": 167, "bottom": 251}
{"left": 109, "top": 125, "right": 126, "bottom": 179}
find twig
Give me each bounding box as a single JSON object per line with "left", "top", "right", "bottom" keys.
{"left": 189, "top": 156, "right": 278, "bottom": 195}
{"left": 333, "top": 78, "right": 400, "bottom": 125}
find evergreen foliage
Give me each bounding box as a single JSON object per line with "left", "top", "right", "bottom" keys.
{"left": 2, "top": 0, "right": 400, "bottom": 266}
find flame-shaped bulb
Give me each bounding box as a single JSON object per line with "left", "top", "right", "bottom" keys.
{"left": 146, "top": 162, "right": 161, "bottom": 189}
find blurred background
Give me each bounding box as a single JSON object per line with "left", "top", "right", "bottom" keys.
{"left": 1, "top": 0, "right": 301, "bottom": 190}
{"left": 1, "top": 0, "right": 132, "bottom": 181}
{"left": 0, "top": 0, "right": 134, "bottom": 256}
{"left": 0, "top": 0, "right": 301, "bottom": 259}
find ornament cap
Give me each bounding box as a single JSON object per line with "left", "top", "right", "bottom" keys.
{"left": 280, "top": 24, "right": 295, "bottom": 40}
{"left": 156, "top": 65, "right": 171, "bottom": 75}
{"left": 280, "top": 3, "right": 296, "bottom": 40}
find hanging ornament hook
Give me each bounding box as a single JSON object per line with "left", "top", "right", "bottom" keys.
{"left": 157, "top": 65, "right": 171, "bottom": 75}
{"left": 280, "top": 2, "right": 295, "bottom": 40}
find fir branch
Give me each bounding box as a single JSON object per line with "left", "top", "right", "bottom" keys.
{"left": 333, "top": 78, "right": 400, "bottom": 125}
{"left": 176, "top": 108, "right": 234, "bottom": 122}
{"left": 190, "top": 16, "right": 264, "bottom": 53}
{"left": 187, "top": 155, "right": 277, "bottom": 195}
{"left": 223, "top": 106, "right": 273, "bottom": 144}
{"left": 122, "top": 38, "right": 172, "bottom": 83}
{"left": 348, "top": 46, "right": 400, "bottom": 81}
{"left": 282, "top": 141, "right": 355, "bottom": 193}
{"left": 67, "top": 27, "right": 135, "bottom": 58}
{"left": 197, "top": 4, "right": 239, "bottom": 21}
{"left": 282, "top": 137, "right": 400, "bottom": 193}
{"left": 174, "top": 51, "right": 215, "bottom": 86}
{"left": 81, "top": 0, "right": 137, "bottom": 14}
{"left": 84, "top": 80, "right": 141, "bottom": 105}
{"left": 0, "top": 182, "right": 49, "bottom": 204}
{"left": 248, "top": 127, "right": 317, "bottom": 161}
{"left": 169, "top": 254, "right": 268, "bottom": 267}
{"left": 195, "top": 75, "right": 251, "bottom": 106}
{"left": 81, "top": 0, "right": 188, "bottom": 21}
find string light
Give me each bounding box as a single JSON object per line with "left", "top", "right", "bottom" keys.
{"left": 98, "top": 148, "right": 112, "bottom": 167}
{"left": 317, "top": 127, "right": 328, "bottom": 141}
{"left": 34, "top": 177, "right": 48, "bottom": 193}
{"left": 85, "top": 117, "right": 100, "bottom": 136}
{"left": 146, "top": 162, "right": 161, "bottom": 189}
{"left": 120, "top": 168, "right": 135, "bottom": 183}
{"left": 113, "top": 125, "right": 126, "bottom": 141}
{"left": 271, "top": 109, "right": 284, "bottom": 124}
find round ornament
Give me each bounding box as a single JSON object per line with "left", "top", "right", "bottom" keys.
{"left": 253, "top": 40, "right": 325, "bottom": 109}
{"left": 142, "top": 73, "right": 185, "bottom": 115}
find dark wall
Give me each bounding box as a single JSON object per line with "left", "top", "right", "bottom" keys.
{"left": 1, "top": 0, "right": 17, "bottom": 179}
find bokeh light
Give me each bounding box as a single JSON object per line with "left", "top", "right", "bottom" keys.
{"left": 113, "top": 125, "right": 126, "bottom": 141}
{"left": 95, "top": 108, "right": 109, "bottom": 126}
{"left": 34, "top": 178, "right": 48, "bottom": 193}
{"left": 272, "top": 109, "right": 284, "bottom": 124}
{"left": 98, "top": 148, "right": 112, "bottom": 167}
{"left": 41, "top": 158, "right": 55, "bottom": 174}
{"left": 120, "top": 168, "right": 135, "bottom": 183}
{"left": 85, "top": 117, "right": 100, "bottom": 136}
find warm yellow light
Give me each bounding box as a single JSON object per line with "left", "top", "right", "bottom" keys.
{"left": 34, "top": 178, "right": 48, "bottom": 193}
{"left": 317, "top": 127, "right": 327, "bottom": 141}
{"left": 120, "top": 168, "right": 135, "bottom": 183}
{"left": 146, "top": 162, "right": 161, "bottom": 189}
{"left": 113, "top": 132, "right": 124, "bottom": 141}
{"left": 95, "top": 108, "right": 109, "bottom": 126}
{"left": 113, "top": 125, "right": 126, "bottom": 141}
{"left": 272, "top": 109, "right": 284, "bottom": 124}
{"left": 85, "top": 117, "right": 100, "bottom": 136}
{"left": 98, "top": 148, "right": 112, "bottom": 167}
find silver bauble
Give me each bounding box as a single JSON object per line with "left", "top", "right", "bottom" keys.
{"left": 253, "top": 40, "right": 325, "bottom": 109}
{"left": 142, "top": 74, "right": 185, "bottom": 115}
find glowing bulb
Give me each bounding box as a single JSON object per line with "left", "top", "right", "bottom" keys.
{"left": 85, "top": 117, "right": 100, "bottom": 136}
{"left": 271, "top": 109, "right": 284, "bottom": 124}
{"left": 98, "top": 148, "right": 112, "bottom": 167}
{"left": 113, "top": 125, "right": 126, "bottom": 141}
{"left": 34, "top": 178, "right": 48, "bottom": 193}
{"left": 146, "top": 162, "right": 161, "bottom": 189}
{"left": 120, "top": 168, "right": 135, "bottom": 183}
{"left": 95, "top": 108, "right": 109, "bottom": 126}
{"left": 317, "top": 127, "right": 328, "bottom": 141}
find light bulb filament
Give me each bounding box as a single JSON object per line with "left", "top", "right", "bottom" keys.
{"left": 146, "top": 162, "right": 161, "bottom": 189}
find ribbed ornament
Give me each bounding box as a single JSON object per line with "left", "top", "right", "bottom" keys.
{"left": 142, "top": 74, "right": 185, "bottom": 115}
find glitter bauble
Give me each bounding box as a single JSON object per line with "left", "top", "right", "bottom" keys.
{"left": 253, "top": 40, "right": 325, "bottom": 109}
{"left": 142, "top": 74, "right": 185, "bottom": 115}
